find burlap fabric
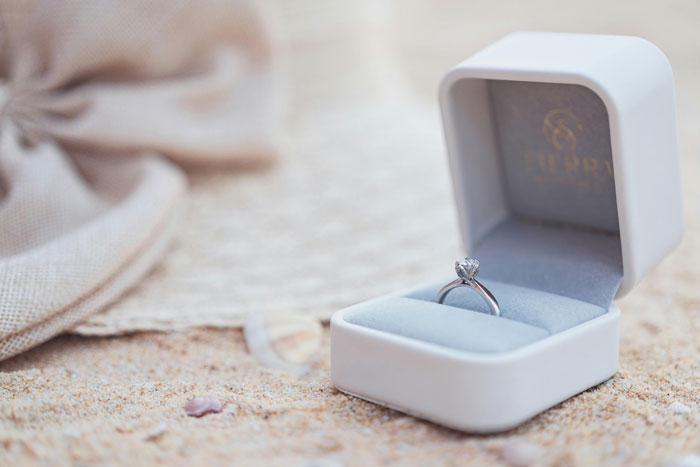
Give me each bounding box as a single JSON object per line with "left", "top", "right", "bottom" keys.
{"left": 0, "top": 0, "right": 282, "bottom": 360}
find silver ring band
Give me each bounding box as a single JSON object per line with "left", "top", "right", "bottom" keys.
{"left": 436, "top": 258, "right": 501, "bottom": 317}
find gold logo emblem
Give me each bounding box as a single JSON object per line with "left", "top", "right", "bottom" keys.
{"left": 542, "top": 109, "right": 583, "bottom": 152}
{"left": 520, "top": 108, "right": 613, "bottom": 189}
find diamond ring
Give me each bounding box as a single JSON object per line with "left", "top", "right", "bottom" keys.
{"left": 436, "top": 258, "right": 501, "bottom": 316}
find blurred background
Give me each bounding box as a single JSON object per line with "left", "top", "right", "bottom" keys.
{"left": 273, "top": 0, "right": 699, "bottom": 112}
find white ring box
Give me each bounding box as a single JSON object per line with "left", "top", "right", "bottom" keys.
{"left": 330, "top": 32, "right": 684, "bottom": 433}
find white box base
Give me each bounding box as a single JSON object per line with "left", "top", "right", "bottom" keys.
{"left": 330, "top": 303, "right": 619, "bottom": 433}
{"left": 329, "top": 32, "right": 681, "bottom": 434}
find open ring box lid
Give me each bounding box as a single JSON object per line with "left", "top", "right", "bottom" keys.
{"left": 330, "top": 32, "right": 683, "bottom": 433}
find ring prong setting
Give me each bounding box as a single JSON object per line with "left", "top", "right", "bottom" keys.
{"left": 455, "top": 257, "right": 479, "bottom": 283}
{"left": 438, "top": 256, "right": 499, "bottom": 316}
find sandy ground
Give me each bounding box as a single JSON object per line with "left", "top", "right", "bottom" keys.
{"left": 1, "top": 280, "right": 699, "bottom": 467}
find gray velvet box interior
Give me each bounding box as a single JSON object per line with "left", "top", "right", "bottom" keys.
{"left": 344, "top": 278, "right": 606, "bottom": 353}
{"left": 472, "top": 219, "right": 621, "bottom": 308}
{"left": 489, "top": 80, "right": 619, "bottom": 233}
{"left": 345, "top": 80, "right": 623, "bottom": 353}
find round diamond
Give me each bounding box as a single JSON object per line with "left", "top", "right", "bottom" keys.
{"left": 455, "top": 257, "right": 479, "bottom": 282}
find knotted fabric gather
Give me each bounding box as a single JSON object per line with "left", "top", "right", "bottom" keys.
{"left": 0, "top": 0, "right": 282, "bottom": 360}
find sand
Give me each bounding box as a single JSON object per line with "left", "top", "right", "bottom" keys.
{"left": 1, "top": 278, "right": 699, "bottom": 467}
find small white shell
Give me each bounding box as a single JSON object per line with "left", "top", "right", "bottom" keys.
{"left": 501, "top": 438, "right": 539, "bottom": 467}
{"left": 667, "top": 401, "right": 691, "bottom": 414}
{"left": 143, "top": 423, "right": 167, "bottom": 441}
{"left": 185, "top": 396, "right": 223, "bottom": 417}
{"left": 244, "top": 311, "right": 322, "bottom": 375}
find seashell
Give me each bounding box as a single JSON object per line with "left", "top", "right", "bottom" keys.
{"left": 185, "top": 396, "right": 223, "bottom": 417}
{"left": 667, "top": 401, "right": 691, "bottom": 414}
{"left": 143, "top": 423, "right": 167, "bottom": 441}
{"left": 501, "top": 438, "right": 539, "bottom": 467}
{"left": 244, "top": 311, "right": 322, "bottom": 376}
